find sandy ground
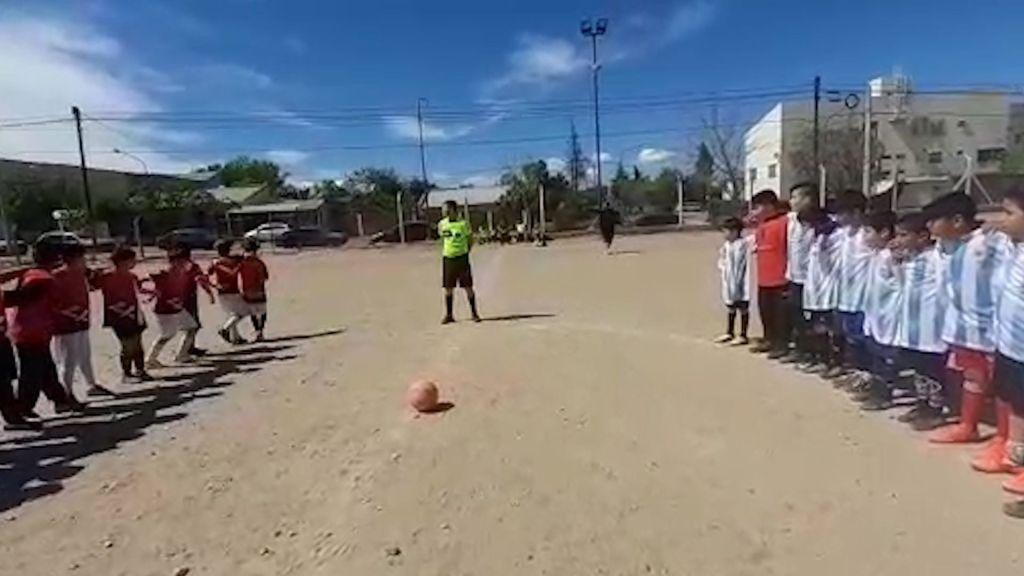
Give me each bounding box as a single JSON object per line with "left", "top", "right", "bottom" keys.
{"left": 0, "top": 232, "right": 1021, "bottom": 576}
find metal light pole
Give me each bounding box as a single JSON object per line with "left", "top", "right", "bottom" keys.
{"left": 581, "top": 17, "right": 608, "bottom": 205}
{"left": 113, "top": 148, "right": 149, "bottom": 258}
{"left": 416, "top": 98, "right": 430, "bottom": 215}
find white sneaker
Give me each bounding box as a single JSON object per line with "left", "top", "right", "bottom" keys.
{"left": 713, "top": 334, "right": 735, "bottom": 344}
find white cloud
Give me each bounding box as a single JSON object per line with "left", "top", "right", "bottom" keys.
{"left": 637, "top": 148, "right": 677, "bottom": 164}
{"left": 545, "top": 157, "right": 567, "bottom": 172}
{"left": 265, "top": 149, "right": 310, "bottom": 166}
{"left": 385, "top": 116, "right": 474, "bottom": 142}
{"left": 461, "top": 174, "right": 500, "bottom": 187}
{"left": 485, "top": 35, "right": 588, "bottom": 95}
{"left": 194, "top": 63, "right": 273, "bottom": 90}
{"left": 591, "top": 152, "right": 613, "bottom": 164}
{"left": 0, "top": 13, "right": 199, "bottom": 174}
{"left": 664, "top": 1, "right": 717, "bottom": 43}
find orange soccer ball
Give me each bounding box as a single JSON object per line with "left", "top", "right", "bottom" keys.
{"left": 407, "top": 380, "right": 440, "bottom": 413}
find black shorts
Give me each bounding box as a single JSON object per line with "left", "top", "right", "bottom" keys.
{"left": 112, "top": 322, "right": 145, "bottom": 340}
{"left": 727, "top": 301, "right": 749, "bottom": 312}
{"left": 17, "top": 344, "right": 59, "bottom": 390}
{"left": 0, "top": 338, "right": 16, "bottom": 381}
{"left": 442, "top": 255, "right": 473, "bottom": 289}
{"left": 896, "top": 349, "right": 946, "bottom": 383}
{"left": 994, "top": 353, "right": 1024, "bottom": 414}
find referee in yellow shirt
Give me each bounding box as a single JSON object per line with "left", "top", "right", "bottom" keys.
{"left": 439, "top": 200, "right": 481, "bottom": 324}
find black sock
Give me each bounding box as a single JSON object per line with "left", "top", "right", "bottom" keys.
{"left": 726, "top": 309, "right": 737, "bottom": 336}
{"left": 740, "top": 312, "right": 750, "bottom": 338}
{"left": 468, "top": 294, "right": 478, "bottom": 318}
{"left": 119, "top": 354, "right": 132, "bottom": 376}
{"left": 444, "top": 294, "right": 454, "bottom": 318}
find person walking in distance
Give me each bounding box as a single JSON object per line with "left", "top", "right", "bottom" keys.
{"left": 598, "top": 203, "right": 620, "bottom": 254}
{"left": 439, "top": 200, "right": 480, "bottom": 324}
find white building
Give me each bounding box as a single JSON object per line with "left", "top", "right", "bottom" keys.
{"left": 743, "top": 75, "right": 1021, "bottom": 204}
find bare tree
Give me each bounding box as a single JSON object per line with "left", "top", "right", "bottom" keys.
{"left": 701, "top": 117, "right": 744, "bottom": 199}
{"left": 789, "top": 124, "right": 882, "bottom": 195}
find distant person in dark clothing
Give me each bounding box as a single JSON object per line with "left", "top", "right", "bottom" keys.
{"left": 598, "top": 204, "right": 620, "bottom": 253}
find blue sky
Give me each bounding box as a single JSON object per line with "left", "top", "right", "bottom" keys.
{"left": 1, "top": 0, "right": 1022, "bottom": 186}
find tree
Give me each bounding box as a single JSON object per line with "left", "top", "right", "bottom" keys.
{"left": 565, "top": 121, "right": 589, "bottom": 192}
{"left": 498, "top": 160, "right": 574, "bottom": 227}
{"left": 311, "top": 179, "right": 350, "bottom": 201}
{"left": 702, "top": 118, "right": 744, "bottom": 199}
{"left": 217, "top": 156, "right": 286, "bottom": 188}
{"left": 788, "top": 124, "right": 879, "bottom": 197}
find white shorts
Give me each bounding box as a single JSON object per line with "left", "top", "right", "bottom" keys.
{"left": 218, "top": 293, "right": 248, "bottom": 317}
{"left": 155, "top": 311, "right": 198, "bottom": 338}
{"left": 246, "top": 302, "right": 268, "bottom": 316}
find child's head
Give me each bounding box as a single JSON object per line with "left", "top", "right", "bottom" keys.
{"left": 923, "top": 191, "right": 977, "bottom": 241}
{"left": 111, "top": 245, "right": 137, "bottom": 270}
{"left": 788, "top": 182, "right": 818, "bottom": 215}
{"left": 32, "top": 240, "right": 62, "bottom": 268}
{"left": 216, "top": 239, "right": 234, "bottom": 257}
{"left": 243, "top": 238, "right": 260, "bottom": 255}
{"left": 749, "top": 189, "right": 780, "bottom": 221}
{"left": 894, "top": 212, "right": 932, "bottom": 254}
{"left": 166, "top": 243, "right": 189, "bottom": 264}
{"left": 443, "top": 200, "right": 459, "bottom": 218}
{"left": 835, "top": 189, "right": 867, "bottom": 227}
{"left": 999, "top": 188, "right": 1024, "bottom": 242}
{"left": 62, "top": 243, "right": 87, "bottom": 270}
{"left": 720, "top": 216, "right": 743, "bottom": 241}
{"left": 864, "top": 210, "right": 897, "bottom": 250}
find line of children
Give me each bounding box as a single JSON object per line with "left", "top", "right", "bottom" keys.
{"left": 0, "top": 237, "right": 271, "bottom": 432}
{"left": 728, "top": 188, "right": 1024, "bottom": 518}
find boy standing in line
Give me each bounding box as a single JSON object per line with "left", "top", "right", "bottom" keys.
{"left": 780, "top": 182, "right": 818, "bottom": 362}
{"left": 924, "top": 192, "right": 1012, "bottom": 454}
{"left": 714, "top": 216, "right": 751, "bottom": 345}
{"left": 51, "top": 243, "right": 112, "bottom": 400}
{"left": 990, "top": 190, "right": 1024, "bottom": 491}
{"left": 147, "top": 246, "right": 212, "bottom": 367}
{"left": 749, "top": 190, "right": 789, "bottom": 355}
{"left": 853, "top": 211, "right": 902, "bottom": 409}
{"left": 890, "top": 213, "right": 948, "bottom": 430}
{"left": 0, "top": 267, "right": 39, "bottom": 430}
{"left": 798, "top": 205, "right": 842, "bottom": 375}
{"left": 832, "top": 191, "right": 871, "bottom": 381}
{"left": 439, "top": 200, "right": 481, "bottom": 324}
{"left": 239, "top": 239, "right": 270, "bottom": 341}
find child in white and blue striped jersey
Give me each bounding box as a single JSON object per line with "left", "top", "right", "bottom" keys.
{"left": 715, "top": 216, "right": 752, "bottom": 345}
{"left": 923, "top": 192, "right": 1014, "bottom": 453}
{"left": 833, "top": 191, "right": 872, "bottom": 382}
{"left": 780, "top": 183, "right": 818, "bottom": 362}
{"left": 799, "top": 207, "right": 842, "bottom": 374}
{"left": 994, "top": 189, "right": 1024, "bottom": 496}
{"left": 854, "top": 211, "right": 902, "bottom": 411}
{"left": 890, "top": 212, "right": 948, "bottom": 430}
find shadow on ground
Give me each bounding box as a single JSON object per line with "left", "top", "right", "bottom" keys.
{"left": 0, "top": 328, "right": 343, "bottom": 513}
{"left": 479, "top": 314, "right": 556, "bottom": 323}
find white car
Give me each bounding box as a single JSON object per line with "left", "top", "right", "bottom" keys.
{"left": 244, "top": 222, "right": 290, "bottom": 242}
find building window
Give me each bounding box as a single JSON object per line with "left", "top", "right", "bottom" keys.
{"left": 767, "top": 163, "right": 777, "bottom": 178}
{"left": 977, "top": 148, "right": 1006, "bottom": 164}
{"left": 749, "top": 167, "right": 757, "bottom": 182}
{"left": 927, "top": 150, "right": 943, "bottom": 164}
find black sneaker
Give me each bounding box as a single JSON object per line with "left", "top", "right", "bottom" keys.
{"left": 910, "top": 407, "right": 947, "bottom": 431}
{"left": 441, "top": 317, "right": 455, "bottom": 325}
{"left": 897, "top": 403, "right": 925, "bottom": 423}
{"left": 472, "top": 315, "right": 482, "bottom": 323}
{"left": 189, "top": 347, "right": 208, "bottom": 357}
{"left": 766, "top": 349, "right": 788, "bottom": 360}
{"left": 859, "top": 388, "right": 893, "bottom": 411}
{"left": 3, "top": 418, "right": 41, "bottom": 432}
{"left": 218, "top": 328, "right": 232, "bottom": 344}
{"left": 21, "top": 409, "right": 41, "bottom": 421}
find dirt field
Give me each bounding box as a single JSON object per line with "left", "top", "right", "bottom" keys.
{"left": 1, "top": 232, "right": 1021, "bottom": 575}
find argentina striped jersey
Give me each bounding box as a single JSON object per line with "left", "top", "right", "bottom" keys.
{"left": 894, "top": 246, "right": 947, "bottom": 353}
{"left": 996, "top": 242, "right": 1024, "bottom": 363}
{"left": 863, "top": 248, "right": 902, "bottom": 346}
{"left": 836, "top": 226, "right": 872, "bottom": 312}
{"left": 785, "top": 212, "right": 814, "bottom": 284}
{"left": 941, "top": 229, "right": 1013, "bottom": 353}
{"left": 803, "top": 226, "right": 842, "bottom": 311}
{"left": 718, "top": 237, "right": 752, "bottom": 305}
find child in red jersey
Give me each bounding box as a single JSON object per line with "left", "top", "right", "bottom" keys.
{"left": 0, "top": 266, "right": 39, "bottom": 430}
{"left": 6, "top": 241, "right": 76, "bottom": 417}
{"left": 239, "top": 239, "right": 269, "bottom": 341}
{"left": 51, "top": 243, "right": 113, "bottom": 400}
{"left": 208, "top": 240, "right": 245, "bottom": 344}
{"left": 146, "top": 245, "right": 213, "bottom": 367}
{"left": 177, "top": 246, "right": 213, "bottom": 357}
{"left": 95, "top": 246, "right": 152, "bottom": 383}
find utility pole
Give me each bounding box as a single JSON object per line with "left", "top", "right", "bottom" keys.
{"left": 862, "top": 82, "right": 872, "bottom": 197}
{"left": 676, "top": 175, "right": 684, "bottom": 228}
{"left": 812, "top": 76, "right": 821, "bottom": 204}
{"left": 71, "top": 106, "right": 98, "bottom": 250}
{"left": 538, "top": 182, "right": 547, "bottom": 247}
{"left": 581, "top": 18, "right": 608, "bottom": 205}
{"left": 396, "top": 191, "right": 406, "bottom": 244}
{"left": 416, "top": 98, "right": 429, "bottom": 213}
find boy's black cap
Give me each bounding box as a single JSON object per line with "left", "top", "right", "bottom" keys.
{"left": 923, "top": 191, "right": 977, "bottom": 223}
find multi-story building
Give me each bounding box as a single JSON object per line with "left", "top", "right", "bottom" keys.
{"left": 743, "top": 75, "right": 1022, "bottom": 205}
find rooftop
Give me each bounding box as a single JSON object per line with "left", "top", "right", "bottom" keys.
{"left": 226, "top": 198, "right": 325, "bottom": 215}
